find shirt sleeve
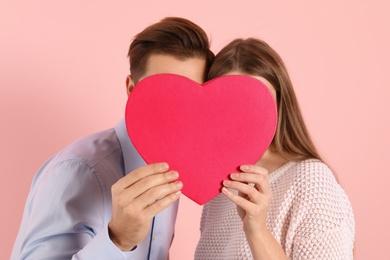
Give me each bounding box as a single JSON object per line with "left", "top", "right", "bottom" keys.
{"left": 291, "top": 218, "right": 354, "bottom": 259}
{"left": 289, "top": 162, "right": 355, "bottom": 259}
{"left": 14, "top": 159, "right": 139, "bottom": 259}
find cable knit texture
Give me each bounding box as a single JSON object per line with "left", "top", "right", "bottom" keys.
{"left": 195, "top": 159, "right": 355, "bottom": 259}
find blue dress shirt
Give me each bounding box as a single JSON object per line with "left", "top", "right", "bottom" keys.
{"left": 11, "top": 119, "right": 179, "bottom": 259}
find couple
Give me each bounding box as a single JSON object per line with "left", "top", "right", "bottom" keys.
{"left": 12, "top": 17, "right": 355, "bottom": 259}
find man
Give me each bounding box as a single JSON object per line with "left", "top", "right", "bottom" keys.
{"left": 11, "top": 17, "right": 214, "bottom": 259}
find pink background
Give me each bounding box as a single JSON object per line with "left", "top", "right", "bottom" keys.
{"left": 1, "top": 1, "right": 389, "bottom": 259}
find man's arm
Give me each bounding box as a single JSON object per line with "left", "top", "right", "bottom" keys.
{"left": 12, "top": 160, "right": 114, "bottom": 259}
{"left": 12, "top": 160, "right": 182, "bottom": 259}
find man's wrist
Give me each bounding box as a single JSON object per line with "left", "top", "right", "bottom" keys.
{"left": 108, "top": 224, "right": 137, "bottom": 251}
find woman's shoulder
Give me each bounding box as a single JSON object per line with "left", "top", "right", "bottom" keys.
{"left": 273, "top": 159, "right": 333, "bottom": 181}
{"left": 294, "top": 158, "right": 331, "bottom": 173}
{"left": 286, "top": 160, "right": 355, "bottom": 246}
{"left": 287, "top": 159, "right": 352, "bottom": 207}
{"left": 274, "top": 159, "right": 343, "bottom": 200}
{"left": 289, "top": 159, "right": 336, "bottom": 184}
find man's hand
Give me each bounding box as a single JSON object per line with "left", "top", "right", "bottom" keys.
{"left": 108, "top": 162, "right": 182, "bottom": 251}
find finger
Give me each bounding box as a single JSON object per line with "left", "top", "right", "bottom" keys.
{"left": 118, "top": 179, "right": 182, "bottom": 214}
{"left": 143, "top": 187, "right": 182, "bottom": 217}
{"left": 115, "top": 162, "right": 169, "bottom": 190}
{"left": 222, "top": 187, "right": 257, "bottom": 213}
{"left": 230, "top": 172, "right": 264, "bottom": 185}
{"left": 136, "top": 179, "right": 183, "bottom": 205}
{"left": 230, "top": 172, "right": 271, "bottom": 196}
{"left": 240, "top": 164, "right": 268, "bottom": 176}
{"left": 120, "top": 170, "right": 179, "bottom": 200}
{"left": 235, "top": 165, "right": 271, "bottom": 196}
{"left": 223, "top": 180, "right": 265, "bottom": 203}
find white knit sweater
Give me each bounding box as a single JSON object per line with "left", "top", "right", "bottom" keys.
{"left": 195, "top": 159, "right": 355, "bottom": 259}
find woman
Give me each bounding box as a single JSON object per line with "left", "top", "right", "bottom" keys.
{"left": 195, "top": 38, "right": 355, "bottom": 259}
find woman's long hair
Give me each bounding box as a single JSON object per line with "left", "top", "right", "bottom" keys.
{"left": 208, "top": 38, "right": 322, "bottom": 162}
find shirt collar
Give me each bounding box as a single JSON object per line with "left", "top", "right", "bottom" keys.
{"left": 114, "top": 118, "right": 146, "bottom": 175}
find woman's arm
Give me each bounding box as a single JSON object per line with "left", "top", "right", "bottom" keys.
{"left": 222, "top": 164, "right": 287, "bottom": 260}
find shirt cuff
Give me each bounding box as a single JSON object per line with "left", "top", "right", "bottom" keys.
{"left": 74, "top": 225, "right": 139, "bottom": 259}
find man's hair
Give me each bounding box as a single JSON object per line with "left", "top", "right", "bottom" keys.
{"left": 128, "top": 17, "right": 214, "bottom": 83}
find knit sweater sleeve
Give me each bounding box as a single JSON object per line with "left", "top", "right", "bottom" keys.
{"left": 289, "top": 161, "right": 355, "bottom": 259}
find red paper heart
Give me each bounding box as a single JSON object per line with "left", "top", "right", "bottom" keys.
{"left": 125, "top": 74, "right": 277, "bottom": 205}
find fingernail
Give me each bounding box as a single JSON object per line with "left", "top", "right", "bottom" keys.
{"left": 240, "top": 165, "right": 249, "bottom": 171}
{"left": 223, "top": 180, "right": 232, "bottom": 186}
{"left": 222, "top": 187, "right": 230, "bottom": 194}
{"left": 175, "top": 181, "right": 183, "bottom": 188}
{"left": 171, "top": 171, "right": 179, "bottom": 178}
{"left": 175, "top": 191, "right": 182, "bottom": 197}
{"left": 161, "top": 163, "right": 169, "bottom": 171}
{"left": 230, "top": 173, "right": 239, "bottom": 179}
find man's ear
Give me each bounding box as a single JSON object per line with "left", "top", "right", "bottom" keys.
{"left": 126, "top": 75, "right": 135, "bottom": 95}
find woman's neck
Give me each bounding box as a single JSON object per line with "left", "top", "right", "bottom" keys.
{"left": 256, "top": 146, "right": 289, "bottom": 174}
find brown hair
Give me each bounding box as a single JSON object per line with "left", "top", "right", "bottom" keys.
{"left": 208, "top": 38, "right": 322, "bottom": 162}
{"left": 128, "top": 17, "right": 214, "bottom": 83}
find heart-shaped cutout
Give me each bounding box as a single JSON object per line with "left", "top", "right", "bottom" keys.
{"left": 125, "top": 74, "right": 277, "bottom": 205}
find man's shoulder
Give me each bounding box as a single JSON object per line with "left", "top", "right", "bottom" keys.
{"left": 28, "top": 128, "right": 126, "bottom": 202}
{"left": 53, "top": 128, "right": 122, "bottom": 168}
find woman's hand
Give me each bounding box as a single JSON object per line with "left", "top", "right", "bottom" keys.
{"left": 222, "top": 164, "right": 287, "bottom": 259}
{"left": 222, "top": 164, "right": 271, "bottom": 236}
